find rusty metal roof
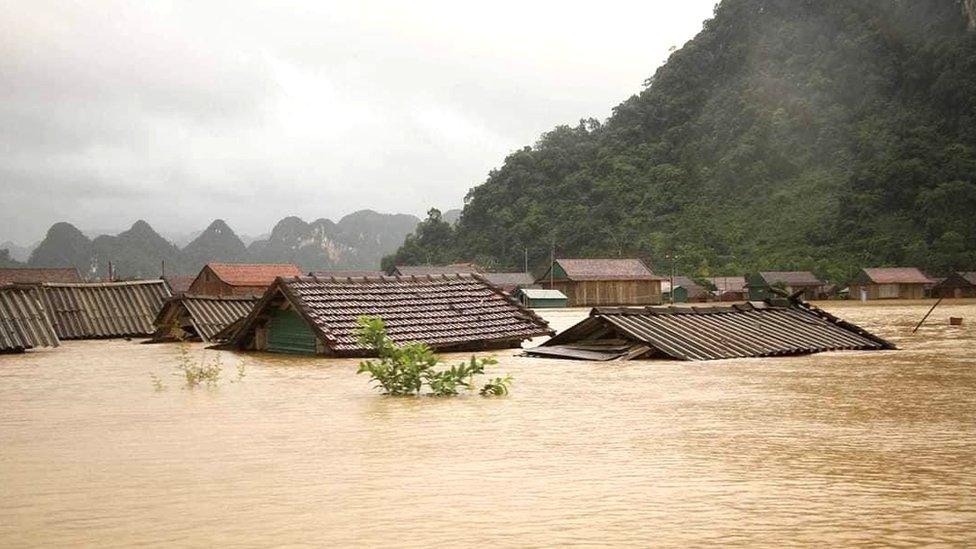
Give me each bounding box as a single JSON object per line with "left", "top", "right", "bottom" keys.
{"left": 857, "top": 267, "right": 932, "bottom": 284}
{"left": 203, "top": 263, "right": 302, "bottom": 287}
{"left": 38, "top": 280, "right": 172, "bottom": 339}
{"left": 528, "top": 301, "right": 894, "bottom": 361}
{"left": 0, "top": 285, "right": 59, "bottom": 352}
{"left": 153, "top": 294, "right": 257, "bottom": 342}
{"left": 547, "top": 258, "right": 663, "bottom": 281}
{"left": 0, "top": 267, "right": 82, "bottom": 285}
{"left": 231, "top": 274, "right": 553, "bottom": 355}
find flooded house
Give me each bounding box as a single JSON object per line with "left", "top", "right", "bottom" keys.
{"left": 228, "top": 274, "right": 553, "bottom": 356}
{"left": 848, "top": 268, "right": 932, "bottom": 300}
{"left": 36, "top": 280, "right": 172, "bottom": 339}
{"left": 0, "top": 267, "right": 82, "bottom": 285}
{"left": 747, "top": 271, "right": 825, "bottom": 301}
{"left": 526, "top": 299, "right": 894, "bottom": 361}
{"left": 709, "top": 276, "right": 748, "bottom": 301}
{"left": 513, "top": 288, "right": 568, "bottom": 308}
{"left": 188, "top": 263, "right": 302, "bottom": 297}
{"left": 481, "top": 272, "right": 536, "bottom": 294}
{"left": 666, "top": 276, "right": 710, "bottom": 303}
{"left": 0, "top": 285, "right": 59, "bottom": 353}
{"left": 928, "top": 272, "right": 976, "bottom": 299}
{"left": 390, "top": 263, "right": 482, "bottom": 276}
{"left": 536, "top": 258, "right": 664, "bottom": 307}
{"left": 151, "top": 294, "right": 258, "bottom": 343}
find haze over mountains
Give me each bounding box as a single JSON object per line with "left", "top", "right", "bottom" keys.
{"left": 4, "top": 210, "right": 450, "bottom": 278}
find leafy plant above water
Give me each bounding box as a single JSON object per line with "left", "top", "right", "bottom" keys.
{"left": 355, "top": 316, "right": 511, "bottom": 397}
{"left": 150, "top": 341, "right": 246, "bottom": 391}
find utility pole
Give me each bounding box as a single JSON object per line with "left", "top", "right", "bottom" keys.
{"left": 549, "top": 242, "right": 555, "bottom": 290}
{"left": 666, "top": 253, "right": 677, "bottom": 304}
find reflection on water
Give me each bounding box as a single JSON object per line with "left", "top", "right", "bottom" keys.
{"left": 1, "top": 301, "right": 974, "bottom": 547}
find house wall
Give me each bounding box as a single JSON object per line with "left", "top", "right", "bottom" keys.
{"left": 550, "top": 280, "right": 661, "bottom": 307}
{"left": 849, "top": 283, "right": 926, "bottom": 300}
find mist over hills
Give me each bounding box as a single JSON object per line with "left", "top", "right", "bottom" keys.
{"left": 15, "top": 210, "right": 422, "bottom": 278}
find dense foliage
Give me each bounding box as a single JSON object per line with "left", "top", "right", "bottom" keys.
{"left": 387, "top": 0, "right": 976, "bottom": 283}
{"left": 355, "top": 316, "right": 510, "bottom": 397}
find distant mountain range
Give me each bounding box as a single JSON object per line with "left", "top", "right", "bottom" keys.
{"left": 7, "top": 210, "right": 430, "bottom": 278}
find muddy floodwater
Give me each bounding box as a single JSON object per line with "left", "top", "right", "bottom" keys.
{"left": 2, "top": 301, "right": 975, "bottom": 546}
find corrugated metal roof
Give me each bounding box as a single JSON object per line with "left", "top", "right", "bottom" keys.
{"left": 0, "top": 267, "right": 82, "bottom": 285}
{"left": 39, "top": 280, "right": 172, "bottom": 339}
{"left": 758, "top": 271, "right": 823, "bottom": 286}
{"left": 153, "top": 294, "right": 257, "bottom": 342}
{"left": 548, "top": 258, "right": 663, "bottom": 281}
{"left": 517, "top": 288, "right": 567, "bottom": 300}
{"left": 0, "top": 285, "right": 59, "bottom": 352}
{"left": 529, "top": 301, "right": 894, "bottom": 361}
{"left": 231, "top": 274, "right": 553, "bottom": 356}
{"left": 859, "top": 267, "right": 932, "bottom": 284}
{"left": 204, "top": 263, "right": 302, "bottom": 287}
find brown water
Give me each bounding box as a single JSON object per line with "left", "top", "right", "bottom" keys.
{"left": 1, "top": 301, "right": 975, "bottom": 547}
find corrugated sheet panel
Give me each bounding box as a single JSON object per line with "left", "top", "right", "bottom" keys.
{"left": 533, "top": 301, "right": 894, "bottom": 361}
{"left": 39, "top": 280, "right": 172, "bottom": 339}
{"left": 0, "top": 286, "right": 60, "bottom": 352}
{"left": 181, "top": 295, "right": 257, "bottom": 342}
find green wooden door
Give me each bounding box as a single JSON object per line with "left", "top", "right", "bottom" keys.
{"left": 267, "top": 308, "right": 318, "bottom": 355}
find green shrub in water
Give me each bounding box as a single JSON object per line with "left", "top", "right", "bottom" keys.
{"left": 355, "top": 316, "right": 511, "bottom": 397}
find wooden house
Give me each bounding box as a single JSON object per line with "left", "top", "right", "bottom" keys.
{"left": 535, "top": 259, "right": 664, "bottom": 307}
{"left": 668, "top": 276, "right": 710, "bottom": 303}
{"left": 709, "top": 276, "right": 748, "bottom": 301}
{"left": 848, "top": 268, "right": 932, "bottom": 300}
{"left": 747, "top": 271, "right": 825, "bottom": 301}
{"left": 228, "top": 274, "right": 553, "bottom": 356}
{"left": 188, "top": 263, "right": 302, "bottom": 297}
{"left": 929, "top": 272, "right": 976, "bottom": 298}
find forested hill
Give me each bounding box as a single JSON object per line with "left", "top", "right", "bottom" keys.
{"left": 386, "top": 0, "right": 976, "bottom": 282}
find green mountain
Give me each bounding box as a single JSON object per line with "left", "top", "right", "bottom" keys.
{"left": 387, "top": 0, "right": 976, "bottom": 282}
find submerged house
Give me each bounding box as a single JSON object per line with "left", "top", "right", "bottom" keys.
{"left": 848, "top": 268, "right": 931, "bottom": 300}
{"left": 0, "top": 267, "right": 82, "bottom": 285}
{"left": 188, "top": 263, "right": 303, "bottom": 297}
{"left": 37, "top": 280, "right": 172, "bottom": 339}
{"left": 527, "top": 300, "right": 894, "bottom": 361}
{"left": 709, "top": 276, "right": 748, "bottom": 301}
{"left": 390, "top": 263, "right": 482, "bottom": 277}
{"left": 513, "top": 288, "right": 568, "bottom": 308}
{"left": 930, "top": 272, "right": 976, "bottom": 298}
{"left": 151, "top": 294, "right": 258, "bottom": 343}
{"left": 0, "top": 285, "right": 59, "bottom": 353}
{"left": 536, "top": 259, "right": 664, "bottom": 307}
{"left": 747, "top": 271, "right": 825, "bottom": 301}
{"left": 481, "top": 272, "right": 536, "bottom": 294}
{"left": 228, "top": 274, "right": 553, "bottom": 356}
{"left": 667, "top": 276, "right": 710, "bottom": 303}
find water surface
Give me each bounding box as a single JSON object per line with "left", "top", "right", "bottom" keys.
{"left": 1, "top": 301, "right": 974, "bottom": 546}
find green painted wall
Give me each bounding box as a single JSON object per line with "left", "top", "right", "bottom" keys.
{"left": 267, "top": 307, "right": 318, "bottom": 355}
{"left": 527, "top": 297, "right": 567, "bottom": 308}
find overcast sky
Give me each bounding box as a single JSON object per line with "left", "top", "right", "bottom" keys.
{"left": 1, "top": 0, "right": 715, "bottom": 244}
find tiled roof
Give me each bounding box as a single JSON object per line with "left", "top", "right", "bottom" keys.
{"left": 759, "top": 271, "right": 823, "bottom": 286}
{"left": 529, "top": 301, "right": 894, "bottom": 361}
{"left": 232, "top": 274, "right": 553, "bottom": 355}
{"left": 38, "top": 280, "right": 172, "bottom": 339}
{"left": 860, "top": 267, "right": 932, "bottom": 284}
{"left": 0, "top": 285, "right": 59, "bottom": 352}
{"left": 551, "top": 258, "right": 662, "bottom": 281}
{"left": 205, "top": 263, "right": 302, "bottom": 287}
{"left": 394, "top": 264, "right": 481, "bottom": 276}
{"left": 0, "top": 267, "right": 82, "bottom": 285}
{"left": 481, "top": 272, "right": 535, "bottom": 291}
{"left": 153, "top": 294, "right": 257, "bottom": 343}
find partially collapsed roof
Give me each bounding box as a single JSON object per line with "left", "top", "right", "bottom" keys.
{"left": 0, "top": 267, "right": 82, "bottom": 285}
{"left": 0, "top": 285, "right": 59, "bottom": 352}
{"left": 544, "top": 258, "right": 661, "bottom": 281}
{"left": 38, "top": 280, "right": 172, "bottom": 339}
{"left": 152, "top": 294, "right": 258, "bottom": 343}
{"left": 230, "top": 274, "right": 553, "bottom": 356}
{"left": 856, "top": 267, "right": 932, "bottom": 285}
{"left": 527, "top": 301, "right": 894, "bottom": 361}
{"left": 204, "top": 263, "right": 303, "bottom": 287}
